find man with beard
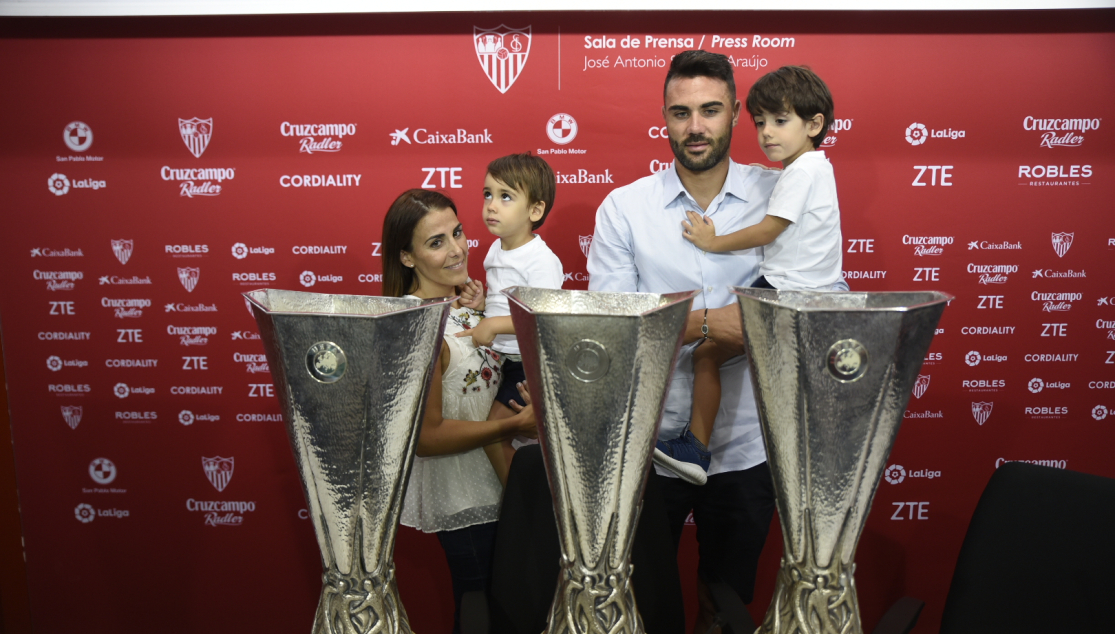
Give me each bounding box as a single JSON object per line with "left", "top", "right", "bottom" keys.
{"left": 587, "top": 50, "right": 802, "bottom": 633}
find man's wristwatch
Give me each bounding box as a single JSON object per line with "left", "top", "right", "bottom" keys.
{"left": 701, "top": 308, "right": 709, "bottom": 340}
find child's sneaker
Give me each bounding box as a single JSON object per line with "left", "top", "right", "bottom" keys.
{"left": 652, "top": 430, "right": 710, "bottom": 486}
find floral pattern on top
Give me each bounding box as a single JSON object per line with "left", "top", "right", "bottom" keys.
{"left": 451, "top": 307, "right": 503, "bottom": 394}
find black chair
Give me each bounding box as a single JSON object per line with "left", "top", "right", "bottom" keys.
{"left": 881, "top": 461, "right": 1115, "bottom": 633}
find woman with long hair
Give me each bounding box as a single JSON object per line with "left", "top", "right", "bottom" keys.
{"left": 382, "top": 189, "right": 535, "bottom": 633}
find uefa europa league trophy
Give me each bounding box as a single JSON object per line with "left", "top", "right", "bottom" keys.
{"left": 505, "top": 287, "right": 697, "bottom": 634}
{"left": 732, "top": 289, "right": 951, "bottom": 634}
{"left": 245, "top": 289, "right": 455, "bottom": 634}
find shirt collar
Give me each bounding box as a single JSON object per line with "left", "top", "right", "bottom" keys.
{"left": 662, "top": 158, "right": 750, "bottom": 210}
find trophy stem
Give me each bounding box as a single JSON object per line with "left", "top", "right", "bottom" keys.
{"left": 313, "top": 563, "right": 410, "bottom": 634}
{"left": 760, "top": 512, "right": 861, "bottom": 634}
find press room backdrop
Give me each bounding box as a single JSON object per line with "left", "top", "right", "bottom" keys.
{"left": 0, "top": 10, "right": 1112, "bottom": 633}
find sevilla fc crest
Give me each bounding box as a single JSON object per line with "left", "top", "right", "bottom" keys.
{"left": 61, "top": 405, "right": 83, "bottom": 430}
{"left": 1051, "top": 232, "right": 1073, "bottom": 258}
{"left": 202, "top": 456, "right": 234, "bottom": 492}
{"left": 178, "top": 267, "right": 200, "bottom": 293}
{"left": 474, "top": 25, "right": 531, "bottom": 94}
{"left": 912, "top": 374, "right": 930, "bottom": 399}
{"left": 112, "top": 239, "right": 133, "bottom": 265}
{"left": 972, "top": 401, "right": 993, "bottom": 426}
{"left": 579, "top": 235, "right": 593, "bottom": 259}
{"left": 179, "top": 117, "right": 213, "bottom": 158}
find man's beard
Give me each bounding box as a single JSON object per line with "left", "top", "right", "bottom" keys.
{"left": 669, "top": 129, "right": 732, "bottom": 172}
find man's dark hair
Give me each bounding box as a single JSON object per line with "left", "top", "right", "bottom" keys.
{"left": 663, "top": 50, "right": 736, "bottom": 103}
{"left": 745, "top": 65, "right": 835, "bottom": 150}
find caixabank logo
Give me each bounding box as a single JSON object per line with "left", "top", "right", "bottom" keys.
{"left": 474, "top": 25, "right": 531, "bottom": 94}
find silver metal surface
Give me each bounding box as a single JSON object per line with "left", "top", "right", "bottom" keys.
{"left": 245, "top": 288, "right": 454, "bottom": 634}
{"left": 732, "top": 288, "right": 951, "bottom": 634}
{"left": 505, "top": 287, "right": 696, "bottom": 634}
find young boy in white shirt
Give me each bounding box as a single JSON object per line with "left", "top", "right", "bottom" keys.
{"left": 457, "top": 153, "right": 564, "bottom": 485}
{"left": 654, "top": 65, "right": 843, "bottom": 484}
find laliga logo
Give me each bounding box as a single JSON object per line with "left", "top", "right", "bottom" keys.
{"left": 300, "top": 271, "right": 316, "bottom": 288}
{"left": 905, "top": 123, "right": 928, "bottom": 146}
{"left": 972, "top": 401, "right": 993, "bottom": 426}
{"left": 547, "top": 113, "right": 578, "bottom": 145}
{"left": 390, "top": 129, "right": 411, "bottom": 145}
{"left": 64, "top": 121, "right": 93, "bottom": 152}
{"left": 579, "top": 235, "right": 593, "bottom": 259}
{"left": 965, "top": 351, "right": 981, "bottom": 366}
{"left": 1094, "top": 405, "right": 1109, "bottom": 421}
{"left": 912, "top": 374, "right": 930, "bottom": 399}
{"left": 61, "top": 405, "right": 83, "bottom": 430}
{"left": 178, "top": 267, "right": 200, "bottom": 293}
{"left": 474, "top": 25, "right": 531, "bottom": 94}
{"left": 47, "top": 355, "right": 63, "bottom": 372}
{"left": 1029, "top": 378, "right": 1044, "bottom": 393}
{"left": 179, "top": 117, "right": 213, "bottom": 158}
{"left": 1051, "top": 232, "right": 1074, "bottom": 258}
{"left": 114, "top": 383, "right": 130, "bottom": 398}
{"left": 179, "top": 410, "right": 195, "bottom": 426}
{"left": 112, "top": 239, "right": 134, "bottom": 265}
{"left": 202, "top": 456, "right": 234, "bottom": 492}
{"left": 75, "top": 503, "right": 96, "bottom": 524}
{"left": 48, "top": 173, "right": 70, "bottom": 196}
{"left": 89, "top": 457, "right": 117, "bottom": 485}
{"left": 884, "top": 464, "right": 906, "bottom": 484}
{"left": 231, "top": 243, "right": 248, "bottom": 260}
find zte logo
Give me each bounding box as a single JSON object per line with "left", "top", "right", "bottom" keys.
{"left": 117, "top": 329, "right": 143, "bottom": 343}
{"left": 912, "top": 166, "right": 953, "bottom": 186}
{"left": 371, "top": 243, "right": 382, "bottom": 257}
{"left": 421, "top": 167, "right": 463, "bottom": 189}
{"left": 913, "top": 268, "right": 939, "bottom": 282}
{"left": 248, "top": 384, "right": 275, "bottom": 398}
{"left": 891, "top": 502, "right": 929, "bottom": 520}
{"left": 182, "top": 356, "right": 209, "bottom": 370}
{"left": 978, "top": 295, "right": 1005, "bottom": 309}
{"left": 49, "top": 301, "right": 76, "bottom": 315}
{"left": 847, "top": 239, "right": 874, "bottom": 253}
{"left": 1041, "top": 323, "right": 1068, "bottom": 337}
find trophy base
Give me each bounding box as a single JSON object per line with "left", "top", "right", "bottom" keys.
{"left": 545, "top": 564, "right": 644, "bottom": 634}
{"left": 759, "top": 557, "right": 861, "bottom": 634}
{"left": 313, "top": 566, "right": 411, "bottom": 634}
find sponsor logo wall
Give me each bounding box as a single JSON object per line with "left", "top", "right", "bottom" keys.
{"left": 0, "top": 12, "right": 1111, "bottom": 634}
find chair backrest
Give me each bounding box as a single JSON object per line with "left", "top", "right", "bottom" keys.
{"left": 940, "top": 461, "right": 1115, "bottom": 632}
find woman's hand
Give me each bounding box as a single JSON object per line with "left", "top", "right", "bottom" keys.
{"left": 504, "top": 381, "right": 538, "bottom": 439}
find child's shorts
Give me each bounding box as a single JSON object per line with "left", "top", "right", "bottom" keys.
{"left": 495, "top": 358, "right": 527, "bottom": 408}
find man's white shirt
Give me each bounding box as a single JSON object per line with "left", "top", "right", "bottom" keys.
{"left": 587, "top": 160, "right": 779, "bottom": 476}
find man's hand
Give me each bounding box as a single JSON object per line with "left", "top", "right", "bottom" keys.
{"left": 459, "top": 278, "right": 485, "bottom": 311}
{"left": 688, "top": 305, "right": 745, "bottom": 356}
{"left": 682, "top": 210, "right": 718, "bottom": 252}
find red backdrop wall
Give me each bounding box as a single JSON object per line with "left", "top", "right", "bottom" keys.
{"left": 1, "top": 10, "right": 1113, "bottom": 633}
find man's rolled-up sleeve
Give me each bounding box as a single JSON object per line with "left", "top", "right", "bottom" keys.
{"left": 587, "top": 196, "right": 638, "bottom": 293}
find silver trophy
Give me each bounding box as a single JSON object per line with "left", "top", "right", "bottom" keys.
{"left": 732, "top": 289, "right": 951, "bottom": 634}
{"left": 505, "top": 287, "right": 697, "bottom": 634}
{"left": 245, "top": 289, "right": 455, "bottom": 634}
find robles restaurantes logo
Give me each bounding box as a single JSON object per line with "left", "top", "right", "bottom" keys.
{"left": 280, "top": 121, "right": 356, "bottom": 154}
{"left": 905, "top": 122, "right": 964, "bottom": 146}
{"left": 547, "top": 114, "right": 578, "bottom": 145}
{"left": 1018, "top": 164, "right": 1092, "bottom": 187}
{"left": 474, "top": 25, "right": 531, "bottom": 94}
{"left": 902, "top": 235, "right": 953, "bottom": 256}
{"left": 1023, "top": 116, "right": 1100, "bottom": 148}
